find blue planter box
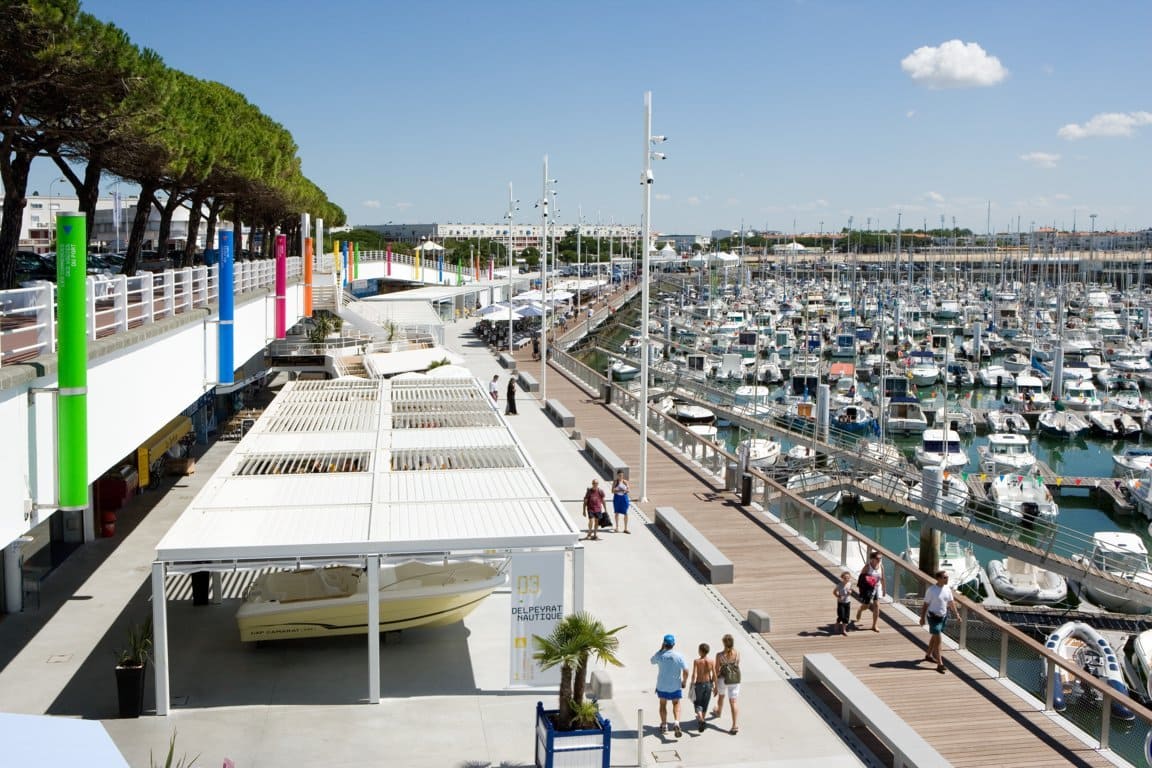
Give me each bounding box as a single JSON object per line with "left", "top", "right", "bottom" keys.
{"left": 534, "top": 701, "right": 611, "bottom": 768}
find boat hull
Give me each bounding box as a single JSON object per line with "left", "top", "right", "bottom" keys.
{"left": 236, "top": 562, "right": 506, "bottom": 642}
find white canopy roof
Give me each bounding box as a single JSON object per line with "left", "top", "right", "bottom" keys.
{"left": 364, "top": 346, "right": 463, "bottom": 376}
{"left": 156, "top": 379, "right": 579, "bottom": 565}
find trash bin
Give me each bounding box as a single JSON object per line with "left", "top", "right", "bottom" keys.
{"left": 602, "top": 382, "right": 613, "bottom": 404}
{"left": 191, "top": 570, "right": 211, "bottom": 606}
{"left": 725, "top": 462, "right": 739, "bottom": 491}
{"left": 740, "top": 473, "right": 753, "bottom": 505}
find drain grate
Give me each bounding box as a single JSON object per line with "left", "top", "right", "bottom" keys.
{"left": 46, "top": 654, "right": 72, "bottom": 664}
{"left": 651, "top": 748, "right": 682, "bottom": 763}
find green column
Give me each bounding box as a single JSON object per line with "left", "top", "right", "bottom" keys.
{"left": 57, "top": 213, "right": 88, "bottom": 510}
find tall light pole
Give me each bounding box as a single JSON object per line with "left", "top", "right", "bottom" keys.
{"left": 539, "top": 156, "right": 557, "bottom": 401}
{"left": 49, "top": 177, "right": 67, "bottom": 247}
{"left": 639, "top": 90, "right": 667, "bottom": 503}
{"left": 506, "top": 183, "right": 518, "bottom": 353}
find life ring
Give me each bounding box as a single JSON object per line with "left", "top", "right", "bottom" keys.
{"left": 1106, "top": 348, "right": 1114, "bottom": 356}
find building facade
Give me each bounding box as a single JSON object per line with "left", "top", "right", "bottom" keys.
{"left": 361, "top": 222, "right": 640, "bottom": 255}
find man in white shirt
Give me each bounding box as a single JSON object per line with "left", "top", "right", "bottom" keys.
{"left": 919, "top": 570, "right": 960, "bottom": 673}
{"left": 489, "top": 374, "right": 499, "bottom": 403}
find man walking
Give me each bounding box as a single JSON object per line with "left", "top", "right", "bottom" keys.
{"left": 650, "top": 634, "right": 689, "bottom": 737}
{"left": 582, "top": 480, "right": 606, "bottom": 540}
{"left": 489, "top": 374, "right": 499, "bottom": 403}
{"left": 919, "top": 570, "right": 960, "bottom": 673}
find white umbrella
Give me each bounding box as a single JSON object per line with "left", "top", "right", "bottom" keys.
{"left": 517, "top": 304, "right": 546, "bottom": 317}
{"left": 425, "top": 364, "right": 473, "bottom": 379}
{"left": 515, "top": 289, "right": 543, "bottom": 302}
{"left": 485, "top": 307, "right": 524, "bottom": 322}
{"left": 477, "top": 302, "right": 513, "bottom": 317}
{"left": 545, "top": 289, "right": 574, "bottom": 303}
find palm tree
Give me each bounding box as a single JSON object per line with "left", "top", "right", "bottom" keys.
{"left": 533, "top": 612, "right": 625, "bottom": 730}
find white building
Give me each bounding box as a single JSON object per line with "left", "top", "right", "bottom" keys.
{"left": 362, "top": 222, "right": 640, "bottom": 255}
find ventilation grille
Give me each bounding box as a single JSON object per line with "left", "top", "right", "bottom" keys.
{"left": 390, "top": 446, "right": 522, "bottom": 471}
{"left": 391, "top": 386, "right": 484, "bottom": 405}
{"left": 235, "top": 451, "right": 371, "bottom": 476}
{"left": 393, "top": 412, "right": 502, "bottom": 429}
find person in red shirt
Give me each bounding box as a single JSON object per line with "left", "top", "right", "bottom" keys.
{"left": 582, "top": 480, "right": 606, "bottom": 540}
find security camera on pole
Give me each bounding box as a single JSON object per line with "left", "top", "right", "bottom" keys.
{"left": 639, "top": 90, "right": 667, "bottom": 503}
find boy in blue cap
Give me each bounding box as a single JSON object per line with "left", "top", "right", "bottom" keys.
{"left": 650, "top": 633, "right": 689, "bottom": 737}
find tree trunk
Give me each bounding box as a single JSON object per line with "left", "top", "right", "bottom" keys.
{"left": 154, "top": 192, "right": 182, "bottom": 265}
{"left": 181, "top": 191, "right": 205, "bottom": 267}
{"left": 557, "top": 662, "right": 574, "bottom": 730}
{"left": 573, "top": 656, "right": 588, "bottom": 709}
{"left": 123, "top": 182, "right": 157, "bottom": 276}
{"left": 203, "top": 198, "right": 224, "bottom": 256}
{"left": 0, "top": 150, "right": 33, "bottom": 289}
{"left": 53, "top": 151, "right": 103, "bottom": 248}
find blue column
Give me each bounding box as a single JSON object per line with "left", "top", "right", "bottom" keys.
{"left": 218, "top": 230, "right": 234, "bottom": 384}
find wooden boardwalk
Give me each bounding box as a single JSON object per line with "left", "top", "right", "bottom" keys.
{"left": 520, "top": 347, "right": 1115, "bottom": 767}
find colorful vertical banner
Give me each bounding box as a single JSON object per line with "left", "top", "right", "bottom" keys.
{"left": 386, "top": 244, "right": 392, "bottom": 276}
{"left": 56, "top": 213, "right": 88, "bottom": 511}
{"left": 217, "top": 230, "right": 235, "bottom": 385}
{"left": 438, "top": 251, "right": 444, "bottom": 283}
{"left": 488, "top": 258, "right": 494, "bottom": 280}
{"left": 415, "top": 247, "right": 421, "bottom": 281}
{"left": 304, "top": 236, "right": 314, "bottom": 317}
{"left": 274, "top": 233, "right": 287, "bottom": 339}
{"left": 456, "top": 259, "right": 462, "bottom": 286}
{"left": 508, "top": 552, "right": 564, "bottom": 686}
{"left": 353, "top": 241, "right": 360, "bottom": 279}
{"left": 332, "top": 239, "right": 340, "bottom": 276}
{"left": 341, "top": 241, "right": 349, "bottom": 287}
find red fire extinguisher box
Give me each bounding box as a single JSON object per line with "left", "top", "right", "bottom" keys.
{"left": 95, "top": 465, "right": 139, "bottom": 511}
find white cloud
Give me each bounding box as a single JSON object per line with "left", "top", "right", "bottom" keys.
{"left": 906, "top": 109, "right": 916, "bottom": 118}
{"left": 654, "top": 193, "right": 671, "bottom": 201}
{"left": 1020, "top": 151, "right": 1060, "bottom": 168}
{"left": 900, "top": 40, "right": 1007, "bottom": 89}
{"left": 686, "top": 196, "right": 701, "bottom": 206}
{"left": 362, "top": 199, "right": 382, "bottom": 208}
{"left": 394, "top": 202, "right": 413, "bottom": 210}
{"left": 927, "top": 191, "right": 945, "bottom": 203}
{"left": 1058, "top": 111, "right": 1152, "bottom": 140}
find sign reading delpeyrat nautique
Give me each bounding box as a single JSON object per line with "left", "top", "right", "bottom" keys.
{"left": 509, "top": 552, "right": 564, "bottom": 686}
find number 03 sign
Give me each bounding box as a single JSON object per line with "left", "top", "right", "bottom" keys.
{"left": 509, "top": 552, "right": 565, "bottom": 686}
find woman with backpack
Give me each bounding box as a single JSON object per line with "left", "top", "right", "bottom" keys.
{"left": 712, "top": 634, "right": 741, "bottom": 734}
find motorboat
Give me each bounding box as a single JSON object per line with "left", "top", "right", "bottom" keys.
{"left": 786, "top": 469, "right": 842, "bottom": 513}
{"left": 236, "top": 559, "right": 508, "bottom": 642}
{"left": 1086, "top": 410, "right": 1141, "bottom": 440}
{"left": 1002, "top": 351, "right": 1031, "bottom": 374}
{"left": 944, "top": 360, "right": 976, "bottom": 388}
{"left": 1122, "top": 629, "right": 1152, "bottom": 703}
{"left": 1004, "top": 374, "right": 1052, "bottom": 414}
{"left": 1037, "top": 409, "right": 1090, "bottom": 439}
{"left": 1071, "top": 532, "right": 1152, "bottom": 614}
{"left": 1113, "top": 448, "right": 1152, "bottom": 475}
{"left": 738, "top": 437, "right": 781, "bottom": 470}
{"left": 831, "top": 404, "right": 879, "bottom": 436}
{"left": 609, "top": 360, "right": 639, "bottom": 381}
{"left": 988, "top": 474, "right": 1058, "bottom": 524}
{"left": 1109, "top": 380, "right": 1152, "bottom": 420}
{"left": 883, "top": 396, "right": 929, "bottom": 435}
{"left": 986, "top": 558, "right": 1067, "bottom": 605}
{"left": 907, "top": 349, "right": 939, "bottom": 387}
{"left": 978, "top": 364, "right": 1014, "bottom": 389}
{"left": 907, "top": 474, "right": 970, "bottom": 516}
{"left": 902, "top": 533, "right": 981, "bottom": 589}
{"left": 659, "top": 396, "right": 715, "bottom": 425}
{"left": 1044, "top": 621, "right": 1135, "bottom": 720}
{"left": 855, "top": 473, "right": 911, "bottom": 514}
{"left": 1127, "top": 472, "right": 1152, "bottom": 521}
{"left": 985, "top": 408, "right": 1031, "bottom": 435}
{"left": 977, "top": 433, "right": 1037, "bottom": 474}
{"left": 857, "top": 439, "right": 906, "bottom": 468}
{"left": 914, "top": 428, "right": 968, "bottom": 470}
{"left": 1061, "top": 378, "right": 1103, "bottom": 412}
{"left": 934, "top": 403, "right": 976, "bottom": 435}
{"left": 783, "top": 443, "right": 820, "bottom": 468}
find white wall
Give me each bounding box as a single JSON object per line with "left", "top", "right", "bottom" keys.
{"left": 0, "top": 283, "right": 304, "bottom": 548}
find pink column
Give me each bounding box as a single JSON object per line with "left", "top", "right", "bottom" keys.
{"left": 386, "top": 244, "right": 392, "bottom": 276}
{"left": 488, "top": 258, "right": 494, "bottom": 280}
{"left": 274, "top": 234, "right": 287, "bottom": 339}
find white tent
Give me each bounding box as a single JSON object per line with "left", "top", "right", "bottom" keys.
{"left": 424, "top": 364, "right": 474, "bottom": 379}
{"left": 417, "top": 240, "right": 446, "bottom": 252}
{"left": 364, "top": 346, "right": 464, "bottom": 376}
{"left": 477, "top": 302, "right": 514, "bottom": 317}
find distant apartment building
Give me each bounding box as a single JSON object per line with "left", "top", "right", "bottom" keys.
{"left": 361, "top": 222, "right": 640, "bottom": 255}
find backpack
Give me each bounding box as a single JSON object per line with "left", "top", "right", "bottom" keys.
{"left": 719, "top": 657, "right": 741, "bottom": 685}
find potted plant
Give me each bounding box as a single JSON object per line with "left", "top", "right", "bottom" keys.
{"left": 114, "top": 616, "right": 152, "bottom": 718}
{"left": 532, "top": 612, "right": 624, "bottom": 768}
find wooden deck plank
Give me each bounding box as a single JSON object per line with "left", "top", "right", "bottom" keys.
{"left": 526, "top": 353, "right": 1116, "bottom": 768}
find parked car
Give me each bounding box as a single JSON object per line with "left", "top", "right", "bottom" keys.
{"left": 14, "top": 250, "right": 55, "bottom": 284}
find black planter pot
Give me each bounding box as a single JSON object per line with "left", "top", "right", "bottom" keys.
{"left": 115, "top": 664, "right": 147, "bottom": 718}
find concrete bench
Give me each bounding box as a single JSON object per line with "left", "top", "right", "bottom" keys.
{"left": 517, "top": 370, "right": 539, "bottom": 393}
{"left": 544, "top": 399, "right": 575, "bottom": 428}
{"left": 653, "top": 506, "right": 733, "bottom": 584}
{"left": 497, "top": 352, "right": 517, "bottom": 370}
{"left": 585, "top": 437, "right": 627, "bottom": 480}
{"left": 802, "top": 653, "right": 951, "bottom": 768}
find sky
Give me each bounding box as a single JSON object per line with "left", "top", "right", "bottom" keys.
{"left": 29, "top": 0, "right": 1152, "bottom": 236}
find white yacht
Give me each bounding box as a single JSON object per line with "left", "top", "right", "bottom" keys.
{"left": 1004, "top": 374, "right": 1051, "bottom": 414}
{"left": 1071, "top": 532, "right": 1152, "bottom": 614}
{"left": 884, "top": 397, "right": 929, "bottom": 435}
{"left": 977, "top": 433, "right": 1037, "bottom": 474}
{"left": 988, "top": 475, "right": 1058, "bottom": 524}
{"left": 856, "top": 473, "right": 910, "bottom": 514}
{"left": 907, "top": 474, "right": 970, "bottom": 516}
{"left": 914, "top": 428, "right": 968, "bottom": 470}
{"left": 738, "top": 437, "right": 781, "bottom": 470}
{"left": 978, "top": 364, "right": 1014, "bottom": 388}
{"left": 1061, "top": 378, "right": 1103, "bottom": 412}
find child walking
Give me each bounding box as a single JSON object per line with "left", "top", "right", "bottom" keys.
{"left": 690, "top": 643, "right": 715, "bottom": 733}
{"left": 833, "top": 571, "right": 852, "bottom": 635}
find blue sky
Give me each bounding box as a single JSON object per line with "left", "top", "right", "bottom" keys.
{"left": 31, "top": 0, "right": 1152, "bottom": 235}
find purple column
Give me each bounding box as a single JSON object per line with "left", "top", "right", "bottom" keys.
{"left": 274, "top": 234, "right": 286, "bottom": 339}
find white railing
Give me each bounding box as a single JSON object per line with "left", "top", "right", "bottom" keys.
{"left": 1, "top": 257, "right": 300, "bottom": 366}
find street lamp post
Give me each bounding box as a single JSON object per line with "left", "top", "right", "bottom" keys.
{"left": 639, "top": 90, "right": 667, "bottom": 504}
{"left": 506, "top": 183, "right": 518, "bottom": 354}
{"left": 539, "top": 158, "right": 557, "bottom": 401}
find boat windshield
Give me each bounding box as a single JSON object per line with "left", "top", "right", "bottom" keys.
{"left": 1095, "top": 550, "right": 1151, "bottom": 574}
